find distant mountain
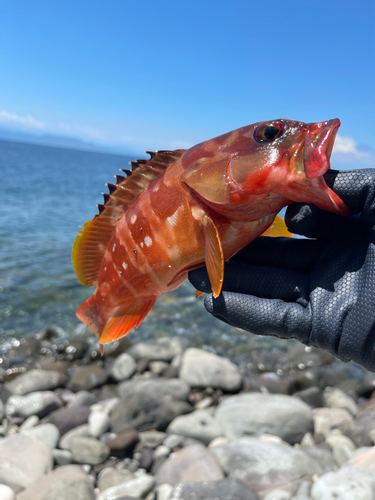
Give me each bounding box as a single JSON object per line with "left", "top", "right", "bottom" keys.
{"left": 0, "top": 127, "right": 131, "bottom": 156}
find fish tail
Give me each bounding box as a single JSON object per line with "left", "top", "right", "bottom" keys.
{"left": 77, "top": 292, "right": 157, "bottom": 344}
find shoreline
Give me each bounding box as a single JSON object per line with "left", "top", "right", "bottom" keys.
{"left": 1, "top": 328, "right": 375, "bottom": 499}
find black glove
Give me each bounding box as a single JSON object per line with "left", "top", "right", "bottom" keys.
{"left": 189, "top": 169, "right": 375, "bottom": 372}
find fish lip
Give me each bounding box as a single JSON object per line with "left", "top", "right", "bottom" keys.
{"left": 303, "top": 119, "right": 341, "bottom": 179}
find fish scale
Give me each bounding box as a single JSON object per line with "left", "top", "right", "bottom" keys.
{"left": 73, "top": 119, "right": 349, "bottom": 347}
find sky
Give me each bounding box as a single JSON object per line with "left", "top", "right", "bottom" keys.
{"left": 0, "top": 0, "right": 374, "bottom": 168}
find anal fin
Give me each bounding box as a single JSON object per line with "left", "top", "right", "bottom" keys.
{"left": 196, "top": 290, "right": 205, "bottom": 298}
{"left": 261, "top": 215, "right": 293, "bottom": 238}
{"left": 203, "top": 215, "right": 224, "bottom": 298}
{"left": 99, "top": 296, "right": 157, "bottom": 344}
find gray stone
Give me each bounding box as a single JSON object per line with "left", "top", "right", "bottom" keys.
{"left": 163, "top": 434, "right": 184, "bottom": 449}
{"left": 322, "top": 387, "right": 358, "bottom": 416}
{"left": 52, "top": 448, "right": 73, "bottom": 465}
{"left": 263, "top": 492, "right": 291, "bottom": 500}
{"left": 17, "top": 464, "right": 95, "bottom": 500}
{"left": 112, "top": 378, "right": 192, "bottom": 433}
{"left": 156, "top": 443, "right": 224, "bottom": 486}
{"left": 325, "top": 430, "right": 356, "bottom": 452}
{"left": 67, "top": 390, "right": 97, "bottom": 408}
{"left": 6, "top": 391, "right": 62, "bottom": 418}
{"left": 0, "top": 400, "right": 4, "bottom": 421}
{"left": 88, "top": 409, "right": 111, "bottom": 437}
{"left": 97, "top": 467, "right": 135, "bottom": 491}
{"left": 311, "top": 466, "right": 375, "bottom": 499}
{"left": 140, "top": 430, "right": 167, "bottom": 449}
{"left": 110, "top": 352, "right": 137, "bottom": 382}
{"left": 215, "top": 393, "right": 313, "bottom": 444}
{"left": 167, "top": 409, "right": 223, "bottom": 445}
{"left": 312, "top": 407, "right": 353, "bottom": 437}
{"left": 0, "top": 434, "right": 52, "bottom": 488}
{"left": 154, "top": 445, "right": 171, "bottom": 459}
{"left": 97, "top": 474, "right": 156, "bottom": 500}
{"left": 21, "top": 423, "right": 60, "bottom": 449}
{"left": 68, "top": 365, "right": 108, "bottom": 392}
{"left": 42, "top": 405, "right": 90, "bottom": 435}
{"left": 19, "top": 414, "right": 40, "bottom": 431}
{"left": 293, "top": 387, "right": 323, "bottom": 408}
{"left": 357, "top": 372, "right": 375, "bottom": 398}
{"left": 179, "top": 348, "right": 242, "bottom": 392}
{"left": 67, "top": 436, "right": 110, "bottom": 465}
{"left": 6, "top": 369, "right": 66, "bottom": 395}
{"left": 0, "top": 485, "right": 15, "bottom": 500}
{"left": 155, "top": 484, "right": 173, "bottom": 500}
{"left": 59, "top": 423, "right": 90, "bottom": 449}
{"left": 211, "top": 437, "right": 323, "bottom": 498}
{"left": 127, "top": 337, "right": 187, "bottom": 362}
{"left": 171, "top": 477, "right": 259, "bottom": 500}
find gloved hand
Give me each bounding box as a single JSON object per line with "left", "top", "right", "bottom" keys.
{"left": 189, "top": 169, "right": 375, "bottom": 371}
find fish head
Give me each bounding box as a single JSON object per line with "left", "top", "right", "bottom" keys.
{"left": 182, "top": 118, "right": 349, "bottom": 220}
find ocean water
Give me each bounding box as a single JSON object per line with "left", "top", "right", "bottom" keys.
{"left": 0, "top": 139, "right": 258, "bottom": 354}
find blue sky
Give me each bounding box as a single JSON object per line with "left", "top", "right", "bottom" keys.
{"left": 0, "top": 0, "right": 374, "bottom": 168}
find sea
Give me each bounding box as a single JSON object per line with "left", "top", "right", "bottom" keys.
{"left": 0, "top": 139, "right": 265, "bottom": 358}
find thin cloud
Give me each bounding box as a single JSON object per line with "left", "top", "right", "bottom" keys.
{"left": 333, "top": 135, "right": 366, "bottom": 156}
{"left": 0, "top": 110, "right": 45, "bottom": 130}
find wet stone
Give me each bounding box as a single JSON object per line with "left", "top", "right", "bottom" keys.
{"left": 59, "top": 424, "right": 90, "bottom": 449}
{"left": 68, "top": 365, "right": 108, "bottom": 391}
{"left": 67, "top": 390, "right": 98, "bottom": 408}
{"left": 171, "top": 477, "right": 259, "bottom": 500}
{"left": 127, "top": 336, "right": 187, "bottom": 362}
{"left": 293, "top": 386, "right": 323, "bottom": 408}
{"left": 42, "top": 405, "right": 90, "bottom": 435}
{"left": 6, "top": 369, "right": 66, "bottom": 396}
{"left": 6, "top": 391, "right": 62, "bottom": 419}
{"left": 139, "top": 446, "right": 154, "bottom": 471}
{"left": 110, "top": 352, "right": 137, "bottom": 382}
{"left": 167, "top": 409, "right": 223, "bottom": 445}
{"left": 107, "top": 429, "right": 140, "bottom": 455}
{"left": 139, "top": 430, "right": 166, "bottom": 449}
{"left": 52, "top": 448, "right": 74, "bottom": 466}
{"left": 21, "top": 422, "right": 60, "bottom": 449}
{"left": 97, "top": 467, "right": 135, "bottom": 491}
{"left": 322, "top": 386, "right": 358, "bottom": 416}
{"left": 67, "top": 436, "right": 110, "bottom": 465}
{"left": 97, "top": 474, "right": 156, "bottom": 500}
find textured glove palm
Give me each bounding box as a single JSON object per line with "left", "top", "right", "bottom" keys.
{"left": 189, "top": 169, "right": 375, "bottom": 371}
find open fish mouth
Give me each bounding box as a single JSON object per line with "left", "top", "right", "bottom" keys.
{"left": 303, "top": 118, "right": 340, "bottom": 179}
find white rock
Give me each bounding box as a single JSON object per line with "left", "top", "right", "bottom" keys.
{"left": 110, "top": 352, "right": 137, "bottom": 382}
{"left": 67, "top": 436, "right": 110, "bottom": 465}
{"left": 312, "top": 407, "right": 353, "bottom": 437}
{"left": 311, "top": 466, "right": 375, "bottom": 499}
{"left": 322, "top": 387, "right": 358, "bottom": 416}
{"left": 167, "top": 409, "right": 223, "bottom": 445}
{"left": 0, "top": 434, "right": 52, "bottom": 488}
{"left": 263, "top": 491, "right": 292, "bottom": 500}
{"left": 59, "top": 424, "right": 89, "bottom": 449}
{"left": 97, "top": 467, "right": 134, "bottom": 491}
{"left": 155, "top": 483, "right": 173, "bottom": 500}
{"left": 19, "top": 415, "right": 39, "bottom": 431}
{"left": 97, "top": 474, "right": 156, "bottom": 500}
{"left": 21, "top": 423, "right": 60, "bottom": 449}
{"left": 0, "top": 484, "right": 15, "bottom": 500}
{"left": 6, "top": 369, "right": 66, "bottom": 395}
{"left": 325, "top": 430, "right": 356, "bottom": 452}
{"left": 179, "top": 348, "right": 242, "bottom": 392}
{"left": 154, "top": 444, "right": 171, "bottom": 459}
{"left": 88, "top": 410, "right": 110, "bottom": 437}
{"left": 127, "top": 337, "right": 187, "bottom": 362}
{"left": 6, "top": 391, "right": 62, "bottom": 418}
{"left": 52, "top": 448, "right": 74, "bottom": 465}
{"left": 333, "top": 446, "right": 354, "bottom": 466}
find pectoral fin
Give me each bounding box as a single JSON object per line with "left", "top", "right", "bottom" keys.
{"left": 261, "top": 215, "right": 293, "bottom": 238}
{"left": 203, "top": 215, "right": 224, "bottom": 298}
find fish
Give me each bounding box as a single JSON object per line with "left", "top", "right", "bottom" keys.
{"left": 73, "top": 118, "right": 349, "bottom": 348}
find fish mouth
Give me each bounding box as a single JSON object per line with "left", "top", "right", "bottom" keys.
{"left": 303, "top": 118, "right": 340, "bottom": 179}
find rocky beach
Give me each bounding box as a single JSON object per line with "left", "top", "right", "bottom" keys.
{"left": 1, "top": 328, "right": 375, "bottom": 500}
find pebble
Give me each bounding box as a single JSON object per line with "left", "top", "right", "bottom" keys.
{"left": 263, "top": 491, "right": 291, "bottom": 500}
{"left": 110, "top": 352, "right": 137, "bottom": 381}
{"left": 67, "top": 390, "right": 97, "bottom": 408}
{"left": 325, "top": 429, "right": 356, "bottom": 452}
{"left": 21, "top": 422, "right": 60, "bottom": 449}
{"left": 97, "top": 474, "right": 156, "bottom": 500}
{"left": 149, "top": 360, "right": 170, "bottom": 376}
{"left": 6, "top": 391, "right": 62, "bottom": 418}
{"left": 140, "top": 430, "right": 167, "bottom": 449}
{"left": 0, "top": 485, "right": 15, "bottom": 500}
{"left": 311, "top": 466, "right": 375, "bottom": 499}
{"left": 0, "top": 434, "right": 52, "bottom": 488}
{"left": 67, "top": 436, "right": 110, "bottom": 465}
{"left": 215, "top": 393, "right": 313, "bottom": 444}
{"left": 88, "top": 409, "right": 111, "bottom": 437}
{"left": 6, "top": 369, "right": 66, "bottom": 395}
{"left": 127, "top": 336, "right": 187, "bottom": 362}
{"left": 106, "top": 429, "right": 140, "bottom": 455}
{"left": 211, "top": 437, "right": 322, "bottom": 497}
{"left": 167, "top": 409, "right": 223, "bottom": 445}
{"left": 179, "top": 348, "right": 242, "bottom": 392}
{"left": 97, "top": 467, "right": 135, "bottom": 491}
{"left": 322, "top": 386, "right": 358, "bottom": 416}
{"left": 154, "top": 445, "right": 171, "bottom": 459}
{"left": 156, "top": 443, "right": 224, "bottom": 486}
{"left": 155, "top": 483, "right": 173, "bottom": 500}
{"left": 16, "top": 464, "right": 95, "bottom": 500}
{"left": 163, "top": 433, "right": 184, "bottom": 449}
{"left": 19, "top": 414, "right": 39, "bottom": 431}
{"left": 170, "top": 477, "right": 259, "bottom": 500}
{"left": 312, "top": 407, "right": 353, "bottom": 437}
{"left": 42, "top": 405, "right": 90, "bottom": 435}
{"left": 59, "top": 423, "right": 90, "bottom": 449}
{"left": 52, "top": 448, "right": 74, "bottom": 465}
{"left": 68, "top": 365, "right": 108, "bottom": 391}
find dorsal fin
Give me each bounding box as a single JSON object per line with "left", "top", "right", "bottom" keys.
{"left": 73, "top": 149, "right": 186, "bottom": 287}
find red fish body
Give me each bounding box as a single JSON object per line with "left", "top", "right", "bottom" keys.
{"left": 73, "top": 119, "right": 349, "bottom": 346}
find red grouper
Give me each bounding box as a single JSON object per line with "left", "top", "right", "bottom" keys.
{"left": 73, "top": 119, "right": 349, "bottom": 349}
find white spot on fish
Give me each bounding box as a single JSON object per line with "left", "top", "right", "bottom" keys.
{"left": 130, "top": 214, "right": 137, "bottom": 224}
{"left": 168, "top": 265, "right": 172, "bottom": 268}
{"left": 153, "top": 185, "right": 159, "bottom": 192}
{"left": 140, "top": 242, "right": 144, "bottom": 248}
{"left": 113, "top": 244, "right": 116, "bottom": 251}
{"left": 144, "top": 236, "right": 152, "bottom": 247}
{"left": 122, "top": 262, "right": 128, "bottom": 270}
{"left": 167, "top": 205, "right": 184, "bottom": 227}
{"left": 104, "top": 267, "right": 107, "bottom": 271}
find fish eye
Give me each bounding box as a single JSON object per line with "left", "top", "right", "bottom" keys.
{"left": 254, "top": 122, "right": 285, "bottom": 143}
